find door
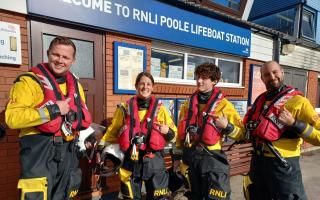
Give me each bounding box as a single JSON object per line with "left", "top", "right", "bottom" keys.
{"left": 283, "top": 66, "right": 307, "bottom": 95}
{"left": 30, "top": 20, "right": 105, "bottom": 192}
{"left": 30, "top": 20, "right": 104, "bottom": 124}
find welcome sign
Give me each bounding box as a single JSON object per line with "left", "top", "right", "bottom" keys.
{"left": 27, "top": 0, "right": 251, "bottom": 57}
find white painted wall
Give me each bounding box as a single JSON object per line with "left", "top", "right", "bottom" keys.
{"left": 0, "top": 0, "right": 27, "bottom": 14}
{"left": 249, "top": 33, "right": 274, "bottom": 61}
{"left": 280, "top": 45, "right": 320, "bottom": 72}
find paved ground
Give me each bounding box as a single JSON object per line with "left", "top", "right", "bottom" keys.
{"left": 230, "top": 149, "right": 320, "bottom": 200}
{"left": 99, "top": 149, "right": 320, "bottom": 200}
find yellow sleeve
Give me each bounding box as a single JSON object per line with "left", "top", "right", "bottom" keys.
{"left": 77, "top": 82, "right": 86, "bottom": 103}
{"left": 215, "top": 98, "right": 245, "bottom": 141}
{"left": 176, "top": 100, "right": 189, "bottom": 149}
{"left": 101, "top": 103, "right": 126, "bottom": 144}
{"left": 287, "top": 96, "right": 320, "bottom": 145}
{"left": 157, "top": 105, "right": 177, "bottom": 143}
{"left": 5, "top": 73, "right": 50, "bottom": 129}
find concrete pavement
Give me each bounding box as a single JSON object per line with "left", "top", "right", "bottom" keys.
{"left": 231, "top": 149, "right": 320, "bottom": 200}
{"left": 98, "top": 149, "right": 320, "bottom": 200}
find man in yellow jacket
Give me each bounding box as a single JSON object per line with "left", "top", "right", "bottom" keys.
{"left": 243, "top": 61, "right": 320, "bottom": 200}
{"left": 99, "top": 72, "right": 177, "bottom": 200}
{"left": 176, "top": 62, "right": 244, "bottom": 200}
{"left": 5, "top": 36, "right": 92, "bottom": 200}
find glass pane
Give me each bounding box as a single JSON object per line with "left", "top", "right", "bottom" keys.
{"left": 218, "top": 60, "right": 240, "bottom": 83}
{"left": 301, "top": 10, "right": 315, "bottom": 39}
{"left": 210, "top": 0, "right": 241, "bottom": 11}
{"left": 151, "top": 49, "right": 184, "bottom": 79}
{"left": 187, "top": 55, "right": 215, "bottom": 80}
{"left": 253, "top": 8, "right": 296, "bottom": 36}
{"left": 42, "top": 34, "right": 94, "bottom": 78}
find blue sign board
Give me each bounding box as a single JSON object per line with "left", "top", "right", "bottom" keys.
{"left": 27, "top": 0, "right": 251, "bottom": 57}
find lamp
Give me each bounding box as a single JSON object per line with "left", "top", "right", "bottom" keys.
{"left": 281, "top": 43, "right": 296, "bottom": 55}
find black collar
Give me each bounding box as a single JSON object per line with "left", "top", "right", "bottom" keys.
{"left": 198, "top": 90, "right": 213, "bottom": 104}
{"left": 56, "top": 76, "right": 66, "bottom": 84}
{"left": 137, "top": 97, "right": 150, "bottom": 110}
{"left": 265, "top": 84, "right": 286, "bottom": 100}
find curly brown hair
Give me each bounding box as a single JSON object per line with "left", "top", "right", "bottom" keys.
{"left": 194, "top": 62, "right": 221, "bottom": 81}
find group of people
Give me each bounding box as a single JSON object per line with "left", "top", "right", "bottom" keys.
{"left": 4, "top": 36, "right": 320, "bottom": 200}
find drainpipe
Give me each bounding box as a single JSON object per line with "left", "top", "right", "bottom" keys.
{"left": 273, "top": 36, "right": 281, "bottom": 62}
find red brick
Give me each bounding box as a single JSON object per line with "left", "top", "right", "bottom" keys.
{"left": 0, "top": 150, "right": 7, "bottom": 157}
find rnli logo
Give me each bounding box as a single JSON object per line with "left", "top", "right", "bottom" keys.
{"left": 209, "top": 188, "right": 227, "bottom": 198}
{"left": 69, "top": 189, "right": 78, "bottom": 198}
{"left": 153, "top": 188, "right": 168, "bottom": 196}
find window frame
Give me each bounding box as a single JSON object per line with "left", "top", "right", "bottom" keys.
{"left": 151, "top": 42, "right": 244, "bottom": 88}
{"left": 200, "top": 0, "right": 247, "bottom": 18}
{"left": 300, "top": 7, "right": 317, "bottom": 41}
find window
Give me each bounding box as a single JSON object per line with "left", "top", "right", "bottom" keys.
{"left": 151, "top": 49, "right": 184, "bottom": 79}
{"left": 43, "top": 34, "right": 94, "bottom": 78}
{"left": 209, "top": 0, "right": 241, "bottom": 11}
{"left": 218, "top": 59, "right": 240, "bottom": 83}
{"left": 187, "top": 54, "right": 215, "bottom": 80}
{"left": 151, "top": 43, "right": 243, "bottom": 87}
{"left": 301, "top": 9, "right": 316, "bottom": 40}
{"left": 253, "top": 8, "right": 297, "bottom": 36}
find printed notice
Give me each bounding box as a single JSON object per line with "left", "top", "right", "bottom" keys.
{"left": 117, "top": 46, "right": 144, "bottom": 90}
{"left": 0, "top": 22, "right": 21, "bottom": 64}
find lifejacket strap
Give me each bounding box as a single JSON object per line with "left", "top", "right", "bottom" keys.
{"left": 46, "top": 104, "right": 61, "bottom": 120}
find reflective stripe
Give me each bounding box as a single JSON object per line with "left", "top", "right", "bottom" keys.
{"left": 37, "top": 108, "right": 49, "bottom": 123}
{"left": 228, "top": 126, "right": 239, "bottom": 137}
{"left": 18, "top": 177, "right": 48, "bottom": 200}
{"left": 300, "top": 125, "right": 313, "bottom": 139}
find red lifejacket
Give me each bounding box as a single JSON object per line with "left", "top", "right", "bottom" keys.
{"left": 118, "top": 96, "right": 167, "bottom": 152}
{"left": 31, "top": 63, "right": 92, "bottom": 137}
{"left": 244, "top": 86, "right": 302, "bottom": 141}
{"left": 178, "top": 88, "right": 224, "bottom": 146}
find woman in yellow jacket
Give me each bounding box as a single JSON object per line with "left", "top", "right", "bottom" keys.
{"left": 99, "top": 72, "right": 177, "bottom": 200}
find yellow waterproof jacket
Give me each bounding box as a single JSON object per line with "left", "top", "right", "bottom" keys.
{"left": 101, "top": 99, "right": 177, "bottom": 144}
{"left": 177, "top": 97, "right": 244, "bottom": 150}
{"left": 248, "top": 95, "right": 320, "bottom": 158}
{"left": 5, "top": 72, "right": 86, "bottom": 137}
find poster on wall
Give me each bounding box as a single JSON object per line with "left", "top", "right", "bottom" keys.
{"left": 176, "top": 98, "right": 187, "bottom": 124}
{"left": 151, "top": 57, "right": 161, "bottom": 78}
{"left": 229, "top": 100, "right": 248, "bottom": 119}
{"left": 168, "top": 65, "right": 183, "bottom": 79}
{"left": 248, "top": 64, "right": 266, "bottom": 105}
{"left": 159, "top": 98, "right": 176, "bottom": 123}
{"left": 114, "top": 42, "right": 146, "bottom": 94}
{"left": 187, "top": 62, "right": 196, "bottom": 80}
{"left": 0, "top": 21, "right": 21, "bottom": 65}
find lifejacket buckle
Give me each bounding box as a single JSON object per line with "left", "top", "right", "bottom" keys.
{"left": 131, "top": 135, "right": 145, "bottom": 146}
{"left": 186, "top": 125, "right": 198, "bottom": 135}
{"left": 246, "top": 120, "right": 259, "bottom": 131}
{"left": 62, "top": 121, "right": 73, "bottom": 136}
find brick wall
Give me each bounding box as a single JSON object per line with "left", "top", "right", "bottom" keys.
{"left": 104, "top": 32, "right": 251, "bottom": 121}
{"left": 0, "top": 9, "right": 28, "bottom": 200}
{"left": 306, "top": 70, "right": 318, "bottom": 107}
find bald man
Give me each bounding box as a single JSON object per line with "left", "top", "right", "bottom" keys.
{"left": 243, "top": 61, "right": 320, "bottom": 200}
